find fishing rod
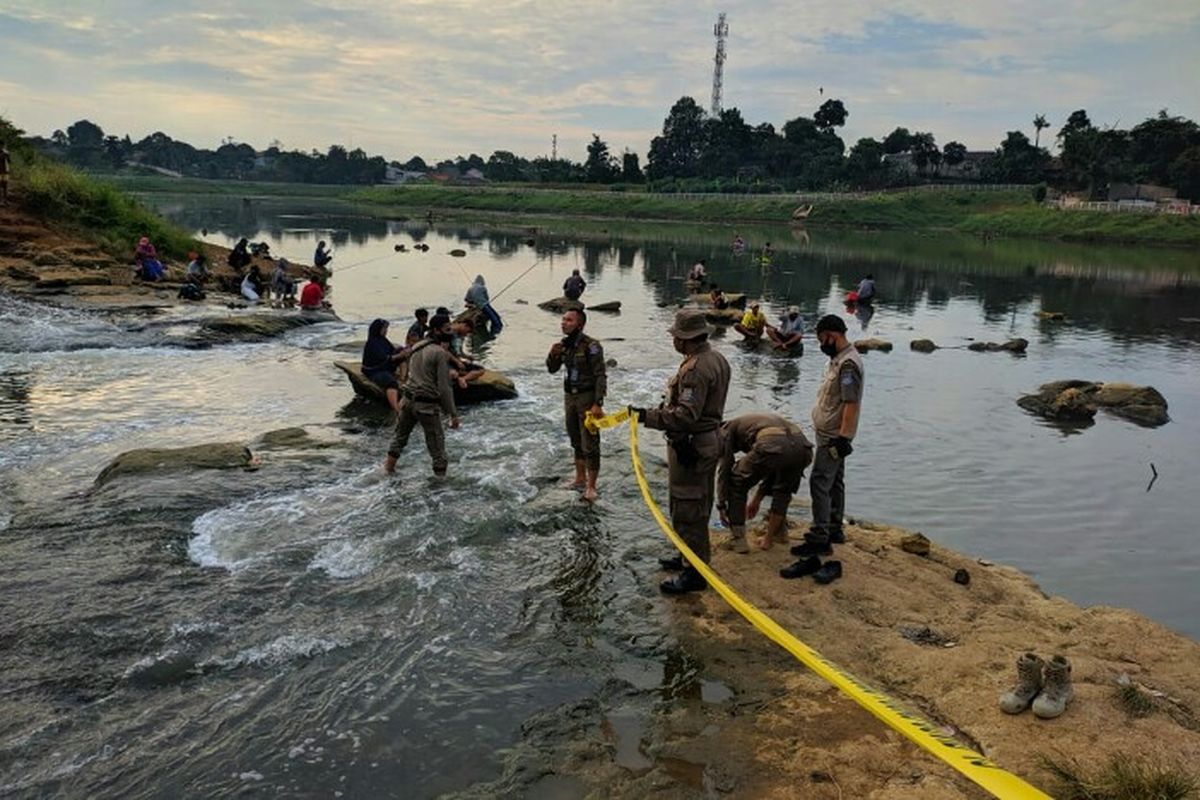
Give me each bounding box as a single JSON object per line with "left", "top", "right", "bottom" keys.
{"left": 491, "top": 252, "right": 550, "bottom": 303}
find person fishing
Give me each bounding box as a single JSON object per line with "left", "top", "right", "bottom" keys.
{"left": 228, "top": 238, "right": 251, "bottom": 272}
{"left": 362, "top": 318, "right": 407, "bottom": 414}
{"left": 314, "top": 240, "right": 333, "bottom": 270}
{"left": 464, "top": 274, "right": 502, "bottom": 334}
{"left": 563, "top": 269, "right": 587, "bottom": 302}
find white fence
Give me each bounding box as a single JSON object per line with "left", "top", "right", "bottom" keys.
{"left": 1051, "top": 198, "right": 1200, "bottom": 215}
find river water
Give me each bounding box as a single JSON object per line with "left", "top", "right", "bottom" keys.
{"left": 2, "top": 195, "right": 1198, "bottom": 797}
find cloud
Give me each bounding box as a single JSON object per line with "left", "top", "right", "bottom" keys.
{"left": 0, "top": 0, "right": 1196, "bottom": 161}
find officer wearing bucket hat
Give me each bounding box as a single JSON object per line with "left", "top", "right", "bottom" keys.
{"left": 629, "top": 309, "right": 731, "bottom": 594}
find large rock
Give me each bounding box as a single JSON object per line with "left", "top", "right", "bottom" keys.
{"left": 854, "top": 338, "right": 893, "bottom": 353}
{"left": 94, "top": 442, "right": 254, "bottom": 487}
{"left": 538, "top": 297, "right": 584, "bottom": 313}
{"left": 34, "top": 270, "right": 114, "bottom": 290}
{"left": 705, "top": 307, "right": 743, "bottom": 325}
{"left": 1017, "top": 380, "right": 1168, "bottom": 427}
{"left": 333, "top": 361, "right": 518, "bottom": 405}
{"left": 968, "top": 338, "right": 1028, "bottom": 353}
{"left": 910, "top": 339, "right": 938, "bottom": 353}
{"left": 190, "top": 311, "right": 338, "bottom": 345}
{"left": 586, "top": 301, "right": 621, "bottom": 312}
{"left": 689, "top": 292, "right": 747, "bottom": 310}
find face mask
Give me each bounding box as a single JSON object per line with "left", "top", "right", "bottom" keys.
{"left": 820, "top": 340, "right": 838, "bottom": 357}
{"left": 437, "top": 331, "right": 454, "bottom": 343}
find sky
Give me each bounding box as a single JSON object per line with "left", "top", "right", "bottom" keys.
{"left": 1, "top": 1, "right": 1198, "bottom": 163}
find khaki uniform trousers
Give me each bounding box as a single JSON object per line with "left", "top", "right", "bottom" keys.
{"left": 667, "top": 429, "right": 720, "bottom": 564}
{"left": 388, "top": 398, "right": 447, "bottom": 474}
{"left": 564, "top": 389, "right": 600, "bottom": 471}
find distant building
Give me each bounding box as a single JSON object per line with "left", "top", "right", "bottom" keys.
{"left": 383, "top": 165, "right": 427, "bottom": 184}
{"left": 883, "top": 150, "right": 993, "bottom": 179}
{"left": 1107, "top": 183, "right": 1176, "bottom": 202}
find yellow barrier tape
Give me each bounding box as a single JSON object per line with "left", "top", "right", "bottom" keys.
{"left": 625, "top": 415, "right": 1050, "bottom": 800}
{"left": 584, "top": 407, "right": 629, "bottom": 434}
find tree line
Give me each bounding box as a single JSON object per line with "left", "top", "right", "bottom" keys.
{"left": 19, "top": 102, "right": 1200, "bottom": 200}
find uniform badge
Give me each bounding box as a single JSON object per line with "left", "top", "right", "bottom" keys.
{"left": 680, "top": 387, "right": 695, "bottom": 402}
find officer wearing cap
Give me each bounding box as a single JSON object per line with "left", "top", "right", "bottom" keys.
{"left": 781, "top": 314, "right": 863, "bottom": 584}
{"left": 629, "top": 309, "right": 731, "bottom": 595}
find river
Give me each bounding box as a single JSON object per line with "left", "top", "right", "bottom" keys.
{"left": 1, "top": 194, "right": 1198, "bottom": 797}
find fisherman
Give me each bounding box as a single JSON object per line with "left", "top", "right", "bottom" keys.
{"left": 766, "top": 306, "right": 805, "bottom": 354}
{"left": 0, "top": 144, "right": 10, "bottom": 206}
{"left": 271, "top": 258, "right": 296, "bottom": 306}
{"left": 563, "top": 269, "right": 587, "bottom": 302}
{"left": 384, "top": 313, "right": 460, "bottom": 476}
{"left": 448, "top": 317, "right": 485, "bottom": 388}
{"left": 314, "top": 240, "right": 333, "bottom": 270}
{"left": 300, "top": 275, "right": 329, "bottom": 310}
{"left": 228, "top": 238, "right": 251, "bottom": 272}
{"left": 856, "top": 273, "right": 877, "bottom": 304}
{"left": 781, "top": 314, "right": 863, "bottom": 585}
{"left": 716, "top": 413, "right": 813, "bottom": 553}
{"left": 546, "top": 308, "right": 606, "bottom": 502}
{"left": 241, "top": 264, "right": 265, "bottom": 303}
{"left": 688, "top": 259, "right": 707, "bottom": 282}
{"left": 628, "top": 309, "right": 731, "bottom": 595}
{"left": 464, "top": 274, "right": 503, "bottom": 334}
{"left": 731, "top": 234, "right": 746, "bottom": 254}
{"left": 406, "top": 308, "right": 430, "bottom": 345}
{"left": 760, "top": 241, "right": 775, "bottom": 269}
{"left": 733, "top": 301, "right": 767, "bottom": 341}
{"left": 362, "top": 318, "right": 407, "bottom": 413}
{"left": 134, "top": 236, "right": 165, "bottom": 281}
{"left": 185, "top": 251, "right": 209, "bottom": 285}
{"left": 709, "top": 285, "right": 729, "bottom": 310}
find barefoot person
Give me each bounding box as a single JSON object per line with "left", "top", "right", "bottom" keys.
{"left": 546, "top": 308, "right": 606, "bottom": 502}
{"left": 716, "top": 413, "right": 813, "bottom": 554}
{"left": 383, "top": 314, "right": 460, "bottom": 477}
{"left": 766, "top": 306, "right": 805, "bottom": 354}
{"left": 733, "top": 301, "right": 767, "bottom": 341}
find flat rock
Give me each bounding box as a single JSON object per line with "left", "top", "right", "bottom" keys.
{"left": 334, "top": 361, "right": 518, "bottom": 405}
{"left": 854, "top": 338, "right": 893, "bottom": 353}
{"left": 538, "top": 297, "right": 585, "bottom": 313}
{"left": 95, "top": 442, "right": 254, "bottom": 487}
{"left": 705, "top": 307, "right": 743, "bottom": 325}
{"left": 900, "top": 532, "right": 931, "bottom": 556}
{"left": 967, "top": 338, "right": 1028, "bottom": 353}
{"left": 586, "top": 301, "right": 621, "bottom": 312}
{"left": 190, "top": 310, "right": 339, "bottom": 345}
{"left": 1017, "top": 380, "right": 1168, "bottom": 427}
{"left": 910, "top": 339, "right": 939, "bottom": 353}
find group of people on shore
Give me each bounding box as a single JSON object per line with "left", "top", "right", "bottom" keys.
{"left": 370, "top": 294, "right": 865, "bottom": 592}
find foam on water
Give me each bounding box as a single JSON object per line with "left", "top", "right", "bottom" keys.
{"left": 201, "top": 632, "right": 350, "bottom": 671}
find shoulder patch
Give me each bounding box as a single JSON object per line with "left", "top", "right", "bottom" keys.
{"left": 840, "top": 371, "right": 857, "bottom": 386}
{"left": 588, "top": 343, "right": 601, "bottom": 355}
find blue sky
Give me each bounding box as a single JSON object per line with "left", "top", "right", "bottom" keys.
{"left": 0, "top": 1, "right": 1197, "bottom": 162}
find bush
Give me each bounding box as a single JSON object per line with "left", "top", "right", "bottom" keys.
{"left": 1033, "top": 183, "right": 1049, "bottom": 203}
{"left": 1043, "top": 753, "right": 1198, "bottom": 800}
{"left": 16, "top": 157, "right": 197, "bottom": 259}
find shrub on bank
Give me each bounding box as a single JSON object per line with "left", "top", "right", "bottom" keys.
{"left": 16, "top": 157, "right": 197, "bottom": 259}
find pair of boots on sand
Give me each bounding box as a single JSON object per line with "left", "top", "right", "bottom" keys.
{"left": 1000, "top": 652, "right": 1074, "bottom": 719}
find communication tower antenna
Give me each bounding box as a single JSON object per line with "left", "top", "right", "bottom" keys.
{"left": 711, "top": 12, "right": 728, "bottom": 117}
{"left": 552, "top": 134, "right": 558, "bottom": 161}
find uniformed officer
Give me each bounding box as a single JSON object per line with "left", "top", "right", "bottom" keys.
{"left": 629, "top": 309, "right": 731, "bottom": 595}
{"left": 546, "top": 308, "right": 606, "bottom": 502}
{"left": 716, "top": 413, "right": 813, "bottom": 554}
{"left": 383, "top": 314, "right": 461, "bottom": 477}
{"left": 782, "top": 314, "right": 864, "bottom": 584}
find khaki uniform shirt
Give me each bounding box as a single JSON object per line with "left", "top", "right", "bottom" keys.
{"left": 546, "top": 333, "right": 606, "bottom": 402}
{"left": 404, "top": 339, "right": 457, "bottom": 418}
{"left": 717, "top": 413, "right": 811, "bottom": 507}
{"left": 645, "top": 342, "right": 731, "bottom": 433}
{"left": 811, "top": 344, "right": 864, "bottom": 441}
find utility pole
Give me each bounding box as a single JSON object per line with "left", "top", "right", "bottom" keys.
{"left": 711, "top": 12, "right": 728, "bottom": 117}
{"left": 552, "top": 134, "right": 558, "bottom": 161}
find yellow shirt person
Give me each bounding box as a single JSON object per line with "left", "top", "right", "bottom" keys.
{"left": 739, "top": 306, "right": 767, "bottom": 334}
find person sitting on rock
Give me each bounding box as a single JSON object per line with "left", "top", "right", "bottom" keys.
{"left": 464, "top": 274, "right": 502, "bottom": 334}
{"left": 709, "top": 285, "right": 729, "bottom": 310}
{"left": 563, "top": 269, "right": 587, "bottom": 301}
{"left": 271, "top": 259, "right": 297, "bottom": 306}
{"left": 240, "top": 264, "right": 266, "bottom": 303}
{"left": 228, "top": 238, "right": 251, "bottom": 272}
{"left": 448, "top": 317, "right": 485, "bottom": 389}
{"left": 300, "top": 275, "right": 329, "bottom": 310}
{"left": 362, "top": 318, "right": 407, "bottom": 413}
{"left": 249, "top": 241, "right": 272, "bottom": 258}
{"left": 766, "top": 306, "right": 805, "bottom": 354}
{"left": 185, "top": 251, "right": 209, "bottom": 284}
{"left": 406, "top": 308, "right": 429, "bottom": 345}
{"left": 734, "top": 301, "right": 768, "bottom": 341}
{"left": 314, "top": 240, "right": 333, "bottom": 270}
{"left": 134, "top": 236, "right": 165, "bottom": 281}
{"left": 689, "top": 260, "right": 707, "bottom": 282}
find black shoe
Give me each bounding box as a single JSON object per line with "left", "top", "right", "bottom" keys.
{"left": 658, "top": 555, "right": 685, "bottom": 572}
{"left": 790, "top": 541, "right": 832, "bottom": 558}
{"left": 780, "top": 556, "right": 822, "bottom": 580}
{"left": 659, "top": 568, "right": 707, "bottom": 595}
{"left": 813, "top": 560, "right": 843, "bottom": 584}
{"left": 829, "top": 528, "right": 846, "bottom": 544}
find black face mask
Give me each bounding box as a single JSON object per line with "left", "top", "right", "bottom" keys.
{"left": 563, "top": 330, "right": 580, "bottom": 345}
{"left": 437, "top": 331, "right": 454, "bottom": 343}
{"left": 820, "top": 340, "right": 839, "bottom": 357}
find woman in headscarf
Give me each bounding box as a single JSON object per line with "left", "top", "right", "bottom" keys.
{"left": 362, "top": 318, "right": 406, "bottom": 413}
{"left": 134, "top": 236, "right": 165, "bottom": 281}
{"left": 463, "top": 274, "right": 503, "bottom": 334}
{"left": 240, "top": 264, "right": 265, "bottom": 303}
{"left": 228, "top": 238, "right": 251, "bottom": 271}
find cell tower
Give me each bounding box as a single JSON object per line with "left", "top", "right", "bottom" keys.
{"left": 711, "top": 12, "right": 728, "bottom": 117}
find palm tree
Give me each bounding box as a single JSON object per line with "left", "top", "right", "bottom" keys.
{"left": 1033, "top": 114, "right": 1049, "bottom": 148}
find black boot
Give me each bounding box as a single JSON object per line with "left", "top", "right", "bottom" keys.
{"left": 813, "top": 560, "right": 843, "bottom": 584}
{"left": 658, "top": 555, "right": 685, "bottom": 572}
{"left": 789, "top": 541, "right": 832, "bottom": 558}
{"left": 660, "top": 567, "right": 707, "bottom": 595}
{"left": 780, "top": 556, "right": 822, "bottom": 580}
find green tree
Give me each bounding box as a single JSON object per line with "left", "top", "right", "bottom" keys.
{"left": 882, "top": 127, "right": 913, "bottom": 155}
{"left": 987, "top": 131, "right": 1050, "bottom": 183}
{"left": 646, "top": 96, "right": 706, "bottom": 179}
{"left": 584, "top": 134, "right": 618, "bottom": 182}
{"left": 1128, "top": 110, "right": 1200, "bottom": 186}
{"left": 699, "top": 107, "right": 752, "bottom": 178}
{"left": 621, "top": 149, "right": 644, "bottom": 182}
{"left": 486, "top": 150, "right": 528, "bottom": 182}
{"left": 1169, "top": 145, "right": 1200, "bottom": 200}
{"left": 943, "top": 141, "right": 967, "bottom": 168}
{"left": 814, "top": 99, "right": 848, "bottom": 132}
{"left": 844, "top": 137, "right": 887, "bottom": 186}
{"left": 909, "top": 132, "right": 938, "bottom": 175}
{"left": 1033, "top": 114, "right": 1049, "bottom": 148}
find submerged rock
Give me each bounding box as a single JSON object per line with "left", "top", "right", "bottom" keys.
{"left": 854, "top": 338, "right": 893, "bottom": 353}
{"left": 449, "top": 249, "right": 467, "bottom": 257}
{"left": 910, "top": 339, "right": 939, "bottom": 353}
{"left": 586, "top": 301, "right": 622, "bottom": 312}
{"left": 968, "top": 338, "right": 1028, "bottom": 353}
{"left": 1036, "top": 311, "right": 1066, "bottom": 321}
{"left": 1017, "top": 380, "right": 1168, "bottom": 427}
{"left": 95, "top": 442, "right": 254, "bottom": 487}
{"left": 190, "top": 311, "right": 338, "bottom": 345}
{"left": 705, "top": 307, "right": 743, "bottom": 325}
{"left": 538, "top": 297, "right": 585, "bottom": 313}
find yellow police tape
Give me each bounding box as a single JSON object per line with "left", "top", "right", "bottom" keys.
{"left": 584, "top": 406, "right": 629, "bottom": 434}
{"left": 593, "top": 410, "right": 1051, "bottom": 800}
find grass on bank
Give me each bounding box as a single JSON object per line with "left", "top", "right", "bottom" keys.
{"left": 101, "top": 173, "right": 362, "bottom": 199}
{"left": 1043, "top": 754, "right": 1198, "bottom": 800}
{"left": 14, "top": 157, "right": 198, "bottom": 259}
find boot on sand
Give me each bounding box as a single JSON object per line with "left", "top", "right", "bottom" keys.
{"left": 720, "top": 525, "right": 750, "bottom": 554}
{"left": 1032, "top": 655, "right": 1074, "bottom": 719}
{"left": 999, "top": 652, "right": 1045, "bottom": 714}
